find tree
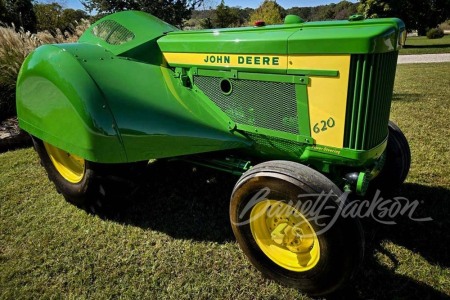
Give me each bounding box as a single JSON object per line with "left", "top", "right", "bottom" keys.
{"left": 286, "top": 7, "right": 312, "bottom": 21}
{"left": 34, "top": 3, "right": 64, "bottom": 32}
{"left": 233, "top": 6, "right": 254, "bottom": 25}
{"left": 1, "top": 0, "right": 36, "bottom": 31}
{"left": 82, "top": 0, "right": 204, "bottom": 28}
{"left": 61, "top": 8, "right": 89, "bottom": 31}
{"left": 334, "top": 0, "right": 357, "bottom": 20}
{"left": 200, "top": 17, "right": 214, "bottom": 28}
{"left": 358, "top": 0, "right": 450, "bottom": 35}
{"left": 318, "top": 5, "right": 336, "bottom": 20}
{"left": 214, "top": 0, "right": 238, "bottom": 27}
{"left": 34, "top": 3, "right": 88, "bottom": 33}
{"left": 249, "top": 0, "right": 283, "bottom": 25}
{"left": 285, "top": 1, "right": 358, "bottom": 22}
{"left": 0, "top": 0, "right": 7, "bottom": 23}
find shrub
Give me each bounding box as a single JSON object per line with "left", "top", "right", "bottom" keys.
{"left": 426, "top": 27, "right": 445, "bottom": 39}
{"left": 0, "top": 25, "right": 39, "bottom": 122}
{"left": 0, "top": 20, "right": 90, "bottom": 122}
{"left": 438, "top": 20, "right": 450, "bottom": 31}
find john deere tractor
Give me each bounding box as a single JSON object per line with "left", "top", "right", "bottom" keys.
{"left": 16, "top": 11, "right": 410, "bottom": 295}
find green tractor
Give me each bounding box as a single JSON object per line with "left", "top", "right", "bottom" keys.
{"left": 16, "top": 11, "right": 410, "bottom": 296}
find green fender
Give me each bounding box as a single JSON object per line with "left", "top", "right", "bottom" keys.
{"left": 17, "top": 43, "right": 251, "bottom": 163}
{"left": 16, "top": 44, "right": 127, "bottom": 163}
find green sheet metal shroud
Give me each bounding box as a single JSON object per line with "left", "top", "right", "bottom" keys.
{"left": 16, "top": 11, "right": 404, "bottom": 166}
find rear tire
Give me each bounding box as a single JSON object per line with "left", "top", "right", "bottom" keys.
{"left": 32, "top": 137, "right": 146, "bottom": 210}
{"left": 230, "top": 161, "right": 364, "bottom": 296}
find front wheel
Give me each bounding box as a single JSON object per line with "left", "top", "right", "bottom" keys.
{"left": 230, "top": 161, "right": 364, "bottom": 296}
{"left": 32, "top": 137, "right": 146, "bottom": 210}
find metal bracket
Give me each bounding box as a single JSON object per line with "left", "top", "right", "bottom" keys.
{"left": 174, "top": 67, "right": 190, "bottom": 87}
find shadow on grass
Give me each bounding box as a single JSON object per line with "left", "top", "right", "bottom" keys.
{"left": 98, "top": 160, "right": 237, "bottom": 243}
{"left": 96, "top": 162, "right": 450, "bottom": 299}
{"left": 403, "top": 44, "right": 450, "bottom": 49}
{"left": 339, "top": 183, "right": 450, "bottom": 299}
{"left": 367, "top": 183, "right": 450, "bottom": 268}
{"left": 392, "top": 93, "right": 423, "bottom": 102}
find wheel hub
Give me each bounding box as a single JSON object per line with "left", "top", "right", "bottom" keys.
{"left": 267, "top": 206, "right": 315, "bottom": 253}
{"left": 250, "top": 200, "right": 320, "bottom": 272}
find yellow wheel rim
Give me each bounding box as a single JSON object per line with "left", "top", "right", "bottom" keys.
{"left": 44, "top": 142, "right": 85, "bottom": 183}
{"left": 250, "top": 200, "right": 320, "bottom": 272}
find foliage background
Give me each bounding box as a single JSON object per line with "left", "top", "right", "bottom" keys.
{"left": 358, "top": 0, "right": 450, "bottom": 35}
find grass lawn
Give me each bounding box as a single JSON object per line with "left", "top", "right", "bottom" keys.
{"left": 1, "top": 63, "right": 450, "bottom": 299}
{"left": 400, "top": 35, "right": 450, "bottom": 55}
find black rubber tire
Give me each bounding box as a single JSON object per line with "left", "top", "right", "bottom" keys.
{"left": 370, "top": 121, "right": 411, "bottom": 194}
{"left": 32, "top": 137, "right": 146, "bottom": 211}
{"left": 230, "top": 160, "right": 364, "bottom": 296}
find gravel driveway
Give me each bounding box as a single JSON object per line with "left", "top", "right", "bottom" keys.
{"left": 398, "top": 53, "right": 450, "bottom": 64}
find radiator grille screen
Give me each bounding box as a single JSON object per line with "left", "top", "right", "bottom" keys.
{"left": 344, "top": 51, "right": 398, "bottom": 150}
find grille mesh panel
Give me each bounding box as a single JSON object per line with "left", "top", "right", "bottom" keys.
{"left": 245, "top": 133, "right": 303, "bottom": 157}
{"left": 194, "top": 76, "right": 298, "bottom": 134}
{"left": 344, "top": 51, "right": 398, "bottom": 150}
{"left": 92, "top": 20, "right": 135, "bottom": 45}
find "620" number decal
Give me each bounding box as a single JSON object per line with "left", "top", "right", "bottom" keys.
{"left": 313, "top": 117, "right": 335, "bottom": 134}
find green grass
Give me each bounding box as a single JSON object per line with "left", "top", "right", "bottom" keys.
{"left": 1, "top": 63, "right": 450, "bottom": 299}
{"left": 400, "top": 35, "right": 450, "bottom": 55}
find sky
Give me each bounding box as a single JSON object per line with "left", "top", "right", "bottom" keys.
{"left": 51, "top": 0, "right": 358, "bottom": 11}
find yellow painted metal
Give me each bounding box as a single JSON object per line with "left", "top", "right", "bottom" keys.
{"left": 164, "top": 52, "right": 350, "bottom": 149}
{"left": 250, "top": 199, "right": 320, "bottom": 272}
{"left": 162, "top": 53, "right": 288, "bottom": 70}
{"left": 44, "top": 142, "right": 85, "bottom": 183}
{"left": 288, "top": 55, "right": 351, "bottom": 148}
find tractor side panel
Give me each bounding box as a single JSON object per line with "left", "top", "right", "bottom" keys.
{"left": 47, "top": 43, "right": 251, "bottom": 162}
